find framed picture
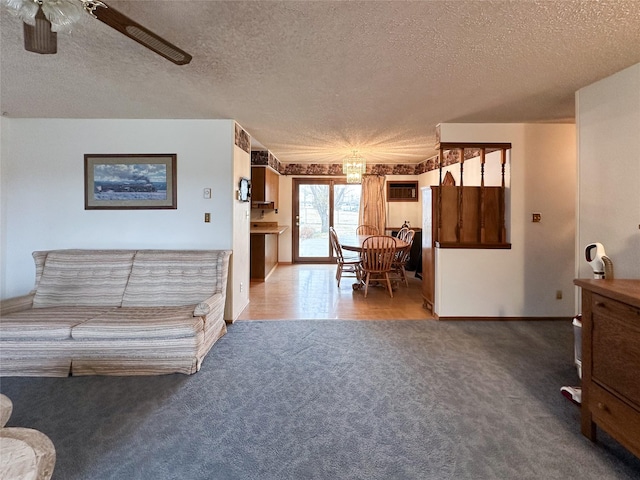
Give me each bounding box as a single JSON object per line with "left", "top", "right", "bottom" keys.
{"left": 84, "top": 154, "right": 177, "bottom": 210}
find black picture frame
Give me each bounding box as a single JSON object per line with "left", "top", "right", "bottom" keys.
{"left": 84, "top": 154, "right": 177, "bottom": 210}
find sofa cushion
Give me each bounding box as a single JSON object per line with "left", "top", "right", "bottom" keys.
{"left": 0, "top": 307, "right": 117, "bottom": 340}
{"left": 122, "top": 250, "right": 230, "bottom": 307}
{"left": 33, "top": 250, "right": 135, "bottom": 308}
{"left": 71, "top": 306, "right": 204, "bottom": 340}
{"left": 32, "top": 251, "right": 49, "bottom": 290}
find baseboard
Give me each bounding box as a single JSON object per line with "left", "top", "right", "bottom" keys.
{"left": 434, "top": 316, "right": 572, "bottom": 322}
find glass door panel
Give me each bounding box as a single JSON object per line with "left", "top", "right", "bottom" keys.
{"left": 332, "top": 184, "right": 362, "bottom": 240}
{"left": 293, "top": 179, "right": 361, "bottom": 263}
{"left": 297, "top": 183, "right": 330, "bottom": 260}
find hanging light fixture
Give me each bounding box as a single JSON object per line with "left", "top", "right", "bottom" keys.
{"left": 4, "top": 0, "right": 87, "bottom": 32}
{"left": 343, "top": 150, "right": 366, "bottom": 184}
{"left": 3, "top": 0, "right": 87, "bottom": 54}
{"left": 22, "top": 4, "right": 57, "bottom": 54}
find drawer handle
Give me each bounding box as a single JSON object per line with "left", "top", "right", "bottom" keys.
{"left": 597, "top": 402, "right": 608, "bottom": 412}
{"left": 594, "top": 301, "right": 607, "bottom": 308}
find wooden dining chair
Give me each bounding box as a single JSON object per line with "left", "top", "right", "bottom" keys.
{"left": 356, "top": 224, "right": 379, "bottom": 235}
{"left": 359, "top": 235, "right": 397, "bottom": 298}
{"left": 391, "top": 229, "right": 415, "bottom": 287}
{"left": 329, "top": 227, "right": 362, "bottom": 287}
{"left": 396, "top": 227, "right": 411, "bottom": 243}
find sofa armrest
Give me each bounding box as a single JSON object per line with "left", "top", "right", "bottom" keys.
{"left": 0, "top": 292, "right": 35, "bottom": 315}
{"left": 194, "top": 292, "right": 225, "bottom": 317}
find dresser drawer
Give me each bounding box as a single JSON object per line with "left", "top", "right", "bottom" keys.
{"left": 590, "top": 383, "right": 640, "bottom": 458}
{"left": 591, "top": 294, "right": 640, "bottom": 403}
{"left": 592, "top": 293, "right": 640, "bottom": 324}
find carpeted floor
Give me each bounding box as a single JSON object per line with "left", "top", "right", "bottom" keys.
{"left": 1, "top": 320, "right": 639, "bottom": 479}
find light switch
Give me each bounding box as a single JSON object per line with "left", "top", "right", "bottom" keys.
{"left": 203, "top": 188, "right": 212, "bottom": 199}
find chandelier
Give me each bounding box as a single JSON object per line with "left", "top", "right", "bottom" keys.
{"left": 343, "top": 150, "right": 366, "bottom": 184}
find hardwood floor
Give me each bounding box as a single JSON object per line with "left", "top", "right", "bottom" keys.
{"left": 237, "top": 263, "right": 434, "bottom": 320}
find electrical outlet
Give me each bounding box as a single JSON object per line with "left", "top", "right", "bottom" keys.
{"left": 240, "top": 282, "right": 244, "bottom": 292}
{"left": 204, "top": 213, "right": 211, "bottom": 223}
{"left": 203, "top": 188, "right": 211, "bottom": 199}
{"left": 556, "top": 290, "right": 563, "bottom": 300}
{"left": 532, "top": 212, "right": 541, "bottom": 223}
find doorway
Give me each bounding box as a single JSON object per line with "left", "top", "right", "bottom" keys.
{"left": 292, "top": 179, "right": 361, "bottom": 263}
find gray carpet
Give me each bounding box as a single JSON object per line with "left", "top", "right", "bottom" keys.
{"left": 1, "top": 320, "right": 639, "bottom": 480}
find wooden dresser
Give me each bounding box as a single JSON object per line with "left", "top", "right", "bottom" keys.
{"left": 574, "top": 279, "right": 640, "bottom": 459}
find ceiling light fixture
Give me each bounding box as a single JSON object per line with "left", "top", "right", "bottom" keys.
{"left": 4, "top": 0, "right": 87, "bottom": 32}
{"left": 4, "top": 0, "right": 91, "bottom": 54}
{"left": 22, "top": 3, "right": 57, "bottom": 54}
{"left": 343, "top": 150, "right": 366, "bottom": 184}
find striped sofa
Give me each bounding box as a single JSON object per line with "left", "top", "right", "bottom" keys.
{"left": 0, "top": 249, "right": 231, "bottom": 377}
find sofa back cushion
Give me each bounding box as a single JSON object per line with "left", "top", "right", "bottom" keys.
{"left": 33, "top": 250, "right": 136, "bottom": 308}
{"left": 122, "top": 250, "right": 231, "bottom": 307}
{"left": 32, "top": 250, "right": 49, "bottom": 290}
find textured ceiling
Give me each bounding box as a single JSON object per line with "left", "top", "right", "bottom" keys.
{"left": 2, "top": 0, "right": 640, "bottom": 164}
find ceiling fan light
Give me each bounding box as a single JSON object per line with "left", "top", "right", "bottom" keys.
{"left": 2, "top": 0, "right": 39, "bottom": 24}
{"left": 41, "top": 0, "right": 84, "bottom": 33}
{"left": 23, "top": 5, "right": 57, "bottom": 54}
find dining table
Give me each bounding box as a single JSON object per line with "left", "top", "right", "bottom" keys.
{"left": 340, "top": 234, "right": 409, "bottom": 253}
{"left": 339, "top": 234, "right": 409, "bottom": 290}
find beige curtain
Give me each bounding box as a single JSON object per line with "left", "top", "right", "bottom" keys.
{"left": 359, "top": 175, "right": 386, "bottom": 234}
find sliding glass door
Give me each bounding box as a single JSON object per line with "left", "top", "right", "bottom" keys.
{"left": 293, "top": 179, "right": 361, "bottom": 263}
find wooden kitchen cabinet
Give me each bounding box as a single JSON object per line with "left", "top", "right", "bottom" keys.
{"left": 251, "top": 233, "right": 279, "bottom": 280}
{"left": 574, "top": 279, "right": 640, "bottom": 460}
{"left": 251, "top": 166, "right": 279, "bottom": 210}
{"left": 250, "top": 222, "right": 288, "bottom": 281}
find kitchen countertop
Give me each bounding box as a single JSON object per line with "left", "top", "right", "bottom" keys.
{"left": 250, "top": 222, "right": 289, "bottom": 234}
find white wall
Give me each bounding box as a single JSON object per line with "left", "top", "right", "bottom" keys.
{"left": 1, "top": 119, "right": 245, "bottom": 318}
{"left": 0, "top": 117, "right": 7, "bottom": 294}
{"left": 427, "top": 123, "right": 576, "bottom": 318}
{"left": 277, "top": 174, "right": 294, "bottom": 263}
{"left": 576, "top": 63, "right": 640, "bottom": 280}
{"left": 386, "top": 174, "right": 422, "bottom": 229}
{"left": 230, "top": 141, "right": 251, "bottom": 319}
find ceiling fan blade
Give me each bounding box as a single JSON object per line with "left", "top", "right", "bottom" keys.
{"left": 91, "top": 3, "right": 192, "bottom": 65}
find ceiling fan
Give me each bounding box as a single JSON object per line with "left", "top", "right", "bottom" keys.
{"left": 1, "top": 0, "right": 192, "bottom": 65}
